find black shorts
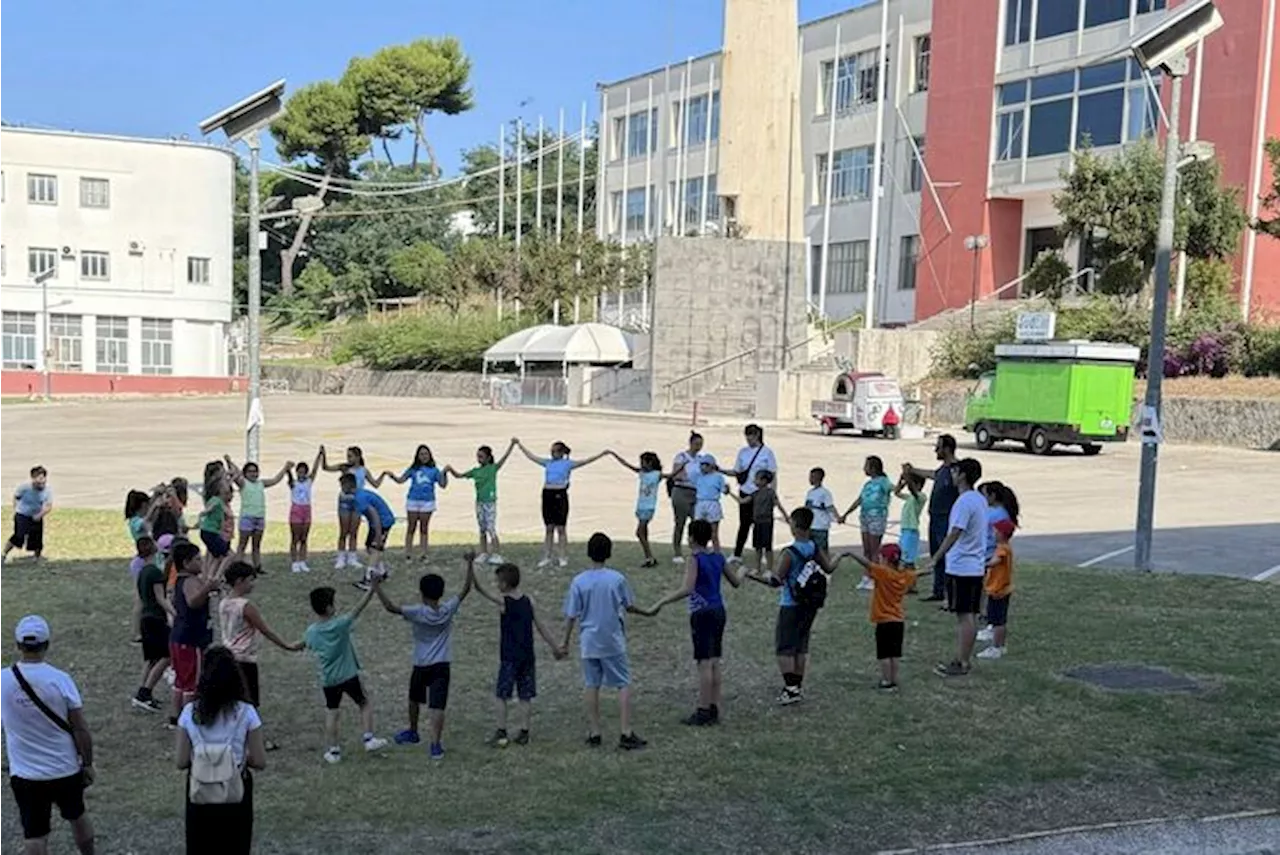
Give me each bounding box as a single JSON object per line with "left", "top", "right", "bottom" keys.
{"left": 410, "top": 663, "right": 451, "bottom": 709}
{"left": 752, "top": 521, "right": 774, "bottom": 551}
{"left": 9, "top": 513, "right": 44, "bottom": 554}
{"left": 238, "top": 661, "right": 261, "bottom": 708}
{"left": 9, "top": 773, "right": 86, "bottom": 840}
{"left": 365, "top": 523, "right": 393, "bottom": 551}
{"left": 875, "top": 621, "right": 905, "bottom": 660}
{"left": 690, "top": 606, "right": 727, "bottom": 660}
{"left": 140, "top": 616, "right": 170, "bottom": 663}
{"left": 950, "top": 575, "right": 984, "bottom": 615}
{"left": 775, "top": 605, "right": 818, "bottom": 656}
{"left": 199, "top": 529, "right": 230, "bottom": 558}
{"left": 322, "top": 675, "right": 367, "bottom": 710}
{"left": 986, "top": 594, "right": 1011, "bottom": 627}
{"left": 541, "top": 488, "right": 569, "bottom": 527}
{"left": 495, "top": 659, "right": 536, "bottom": 701}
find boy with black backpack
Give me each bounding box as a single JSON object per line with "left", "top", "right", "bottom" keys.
{"left": 748, "top": 507, "right": 852, "bottom": 705}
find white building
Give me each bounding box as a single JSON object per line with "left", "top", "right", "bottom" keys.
{"left": 596, "top": 0, "right": 933, "bottom": 325}
{"left": 1, "top": 127, "right": 235, "bottom": 387}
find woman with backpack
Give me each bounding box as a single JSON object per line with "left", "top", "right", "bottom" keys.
{"left": 175, "top": 645, "right": 265, "bottom": 854}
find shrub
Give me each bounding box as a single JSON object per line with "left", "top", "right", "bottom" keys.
{"left": 1024, "top": 252, "right": 1073, "bottom": 301}
{"left": 332, "top": 309, "right": 534, "bottom": 372}
{"left": 1243, "top": 323, "right": 1280, "bottom": 377}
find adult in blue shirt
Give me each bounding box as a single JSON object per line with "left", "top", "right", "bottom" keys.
{"left": 341, "top": 473, "right": 396, "bottom": 590}
{"left": 904, "top": 434, "right": 959, "bottom": 606}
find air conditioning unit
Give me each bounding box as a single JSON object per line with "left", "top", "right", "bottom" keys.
{"left": 128, "top": 241, "right": 145, "bottom": 255}
{"left": 60, "top": 246, "right": 75, "bottom": 258}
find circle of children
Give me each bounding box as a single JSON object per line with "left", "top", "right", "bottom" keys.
{"left": 49, "top": 426, "right": 1019, "bottom": 764}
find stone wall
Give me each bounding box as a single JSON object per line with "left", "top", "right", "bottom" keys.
{"left": 262, "top": 365, "right": 487, "bottom": 399}
{"left": 649, "top": 236, "right": 808, "bottom": 408}
{"left": 834, "top": 328, "right": 941, "bottom": 386}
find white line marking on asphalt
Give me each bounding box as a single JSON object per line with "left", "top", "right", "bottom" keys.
{"left": 1252, "top": 564, "right": 1280, "bottom": 582}
{"left": 1077, "top": 545, "right": 1135, "bottom": 568}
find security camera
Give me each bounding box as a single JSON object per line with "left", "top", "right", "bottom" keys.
{"left": 1129, "top": 0, "right": 1223, "bottom": 73}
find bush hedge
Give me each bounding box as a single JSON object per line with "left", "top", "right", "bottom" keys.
{"left": 932, "top": 296, "right": 1280, "bottom": 379}
{"left": 331, "top": 310, "right": 533, "bottom": 372}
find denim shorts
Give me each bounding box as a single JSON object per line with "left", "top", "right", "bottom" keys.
{"left": 899, "top": 529, "right": 921, "bottom": 565}
{"left": 581, "top": 653, "right": 630, "bottom": 689}
{"left": 238, "top": 515, "right": 265, "bottom": 534}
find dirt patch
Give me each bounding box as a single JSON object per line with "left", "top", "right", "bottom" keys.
{"left": 1062, "top": 663, "right": 1206, "bottom": 694}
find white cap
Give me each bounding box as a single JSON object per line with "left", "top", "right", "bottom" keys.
{"left": 699, "top": 454, "right": 718, "bottom": 468}
{"left": 14, "top": 615, "right": 50, "bottom": 646}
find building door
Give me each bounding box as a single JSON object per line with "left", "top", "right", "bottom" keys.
{"left": 1024, "top": 227, "right": 1064, "bottom": 273}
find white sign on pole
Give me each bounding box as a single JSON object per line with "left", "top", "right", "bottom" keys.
{"left": 246, "top": 397, "right": 265, "bottom": 433}
{"left": 1015, "top": 311, "right": 1057, "bottom": 341}
{"left": 1138, "top": 405, "right": 1162, "bottom": 445}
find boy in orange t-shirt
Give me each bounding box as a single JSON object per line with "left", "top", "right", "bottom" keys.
{"left": 850, "top": 543, "right": 916, "bottom": 691}
{"left": 978, "top": 519, "right": 1015, "bottom": 660}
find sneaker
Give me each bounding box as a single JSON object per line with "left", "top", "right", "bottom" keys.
{"left": 557, "top": 557, "right": 568, "bottom": 568}
{"left": 323, "top": 748, "right": 342, "bottom": 764}
{"left": 513, "top": 729, "right": 530, "bottom": 746}
{"left": 641, "top": 558, "right": 659, "bottom": 568}
{"left": 934, "top": 660, "right": 971, "bottom": 678}
{"left": 475, "top": 553, "right": 490, "bottom": 566}
{"left": 585, "top": 734, "right": 603, "bottom": 747}
{"left": 856, "top": 577, "right": 875, "bottom": 591}
{"left": 876, "top": 680, "right": 899, "bottom": 692}
{"left": 348, "top": 556, "right": 365, "bottom": 571}
{"left": 131, "top": 695, "right": 162, "bottom": 713}
{"left": 977, "top": 646, "right": 1005, "bottom": 660}
{"left": 291, "top": 562, "right": 304, "bottom": 574}
{"left": 363, "top": 736, "right": 388, "bottom": 753}
{"left": 487, "top": 554, "right": 504, "bottom": 565}
{"left": 618, "top": 733, "right": 647, "bottom": 751}
{"left": 487, "top": 729, "right": 509, "bottom": 748}
{"left": 536, "top": 558, "right": 552, "bottom": 569}
{"left": 672, "top": 555, "right": 686, "bottom": 565}
{"left": 977, "top": 625, "right": 995, "bottom": 643}
{"left": 165, "top": 717, "right": 179, "bottom": 731}
{"left": 394, "top": 729, "right": 421, "bottom": 745}
{"left": 776, "top": 687, "right": 803, "bottom": 706}
{"left": 682, "top": 709, "right": 712, "bottom": 726}
{"left": 335, "top": 553, "right": 348, "bottom": 570}
{"left": 429, "top": 742, "right": 445, "bottom": 760}
{"left": 300, "top": 562, "right": 312, "bottom": 573}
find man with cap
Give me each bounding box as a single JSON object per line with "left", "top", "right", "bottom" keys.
{"left": 1, "top": 615, "right": 96, "bottom": 854}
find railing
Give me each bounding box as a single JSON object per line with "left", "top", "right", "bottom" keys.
{"left": 946, "top": 266, "right": 1096, "bottom": 326}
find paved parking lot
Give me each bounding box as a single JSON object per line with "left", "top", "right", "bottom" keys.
{"left": 3, "top": 395, "right": 1277, "bottom": 579}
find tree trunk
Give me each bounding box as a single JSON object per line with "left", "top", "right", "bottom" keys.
{"left": 381, "top": 137, "right": 396, "bottom": 167}
{"left": 417, "top": 115, "right": 441, "bottom": 179}
{"left": 279, "top": 167, "right": 333, "bottom": 296}
{"left": 411, "top": 116, "right": 422, "bottom": 173}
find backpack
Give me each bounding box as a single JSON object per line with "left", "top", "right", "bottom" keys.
{"left": 787, "top": 546, "right": 828, "bottom": 610}
{"left": 187, "top": 710, "right": 245, "bottom": 805}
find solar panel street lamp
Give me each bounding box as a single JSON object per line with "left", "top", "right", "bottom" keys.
{"left": 1130, "top": 0, "right": 1223, "bottom": 572}
{"left": 199, "top": 80, "right": 286, "bottom": 463}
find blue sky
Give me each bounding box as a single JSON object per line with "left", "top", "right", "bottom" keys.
{"left": 1, "top": 0, "right": 861, "bottom": 174}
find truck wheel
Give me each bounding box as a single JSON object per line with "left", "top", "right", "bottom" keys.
{"left": 1081, "top": 443, "right": 1102, "bottom": 456}
{"left": 819, "top": 419, "right": 833, "bottom": 436}
{"left": 975, "top": 424, "right": 995, "bottom": 450}
{"left": 1028, "top": 427, "right": 1051, "bottom": 455}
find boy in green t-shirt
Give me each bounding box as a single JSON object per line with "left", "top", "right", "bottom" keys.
{"left": 446, "top": 440, "right": 516, "bottom": 566}
{"left": 301, "top": 581, "right": 389, "bottom": 764}
{"left": 894, "top": 472, "right": 926, "bottom": 572}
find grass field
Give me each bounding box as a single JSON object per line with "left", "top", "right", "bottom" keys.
{"left": 2, "top": 510, "right": 1278, "bottom": 854}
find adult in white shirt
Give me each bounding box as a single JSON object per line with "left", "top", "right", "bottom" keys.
{"left": 668, "top": 432, "right": 705, "bottom": 564}
{"left": 176, "top": 645, "right": 266, "bottom": 855}
{"left": 1, "top": 615, "right": 95, "bottom": 855}
{"left": 924, "top": 458, "right": 988, "bottom": 677}
{"left": 727, "top": 424, "right": 778, "bottom": 563}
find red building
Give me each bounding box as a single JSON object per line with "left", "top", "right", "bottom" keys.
{"left": 919, "top": 0, "right": 1278, "bottom": 320}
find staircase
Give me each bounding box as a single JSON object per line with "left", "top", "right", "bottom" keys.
{"left": 667, "top": 375, "right": 759, "bottom": 420}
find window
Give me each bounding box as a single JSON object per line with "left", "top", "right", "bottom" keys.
{"left": 1085, "top": 0, "right": 1130, "bottom": 27}
{"left": 1076, "top": 89, "right": 1125, "bottom": 147}
{"left": 678, "top": 93, "right": 720, "bottom": 146}
{"left": 1037, "top": 0, "right": 1080, "bottom": 39}
{"left": 48, "top": 314, "right": 83, "bottom": 372}
{"left": 1005, "top": 0, "right": 1033, "bottom": 45}
{"left": 820, "top": 49, "right": 881, "bottom": 114}
{"left": 1027, "top": 100, "right": 1073, "bottom": 157}
{"left": 679, "top": 174, "right": 720, "bottom": 229}
{"left": 141, "top": 318, "right": 173, "bottom": 375}
{"left": 80, "top": 251, "right": 110, "bottom": 281}
{"left": 2, "top": 312, "right": 37, "bottom": 369}
{"left": 187, "top": 257, "right": 211, "bottom": 285}
{"left": 822, "top": 240, "right": 869, "bottom": 294}
{"left": 27, "top": 174, "right": 57, "bottom": 205}
{"left": 913, "top": 35, "right": 931, "bottom": 92}
{"left": 625, "top": 108, "right": 659, "bottom": 158}
{"left": 609, "top": 191, "right": 624, "bottom": 233}
{"left": 1126, "top": 79, "right": 1160, "bottom": 143}
{"left": 95, "top": 316, "right": 129, "bottom": 373}
{"left": 611, "top": 116, "right": 626, "bottom": 160}
{"left": 28, "top": 247, "right": 58, "bottom": 279}
{"left": 1136, "top": 0, "right": 1167, "bottom": 13}
{"left": 898, "top": 235, "right": 920, "bottom": 290}
{"left": 817, "top": 146, "right": 874, "bottom": 204}
{"left": 79, "top": 177, "right": 110, "bottom": 208}
{"left": 908, "top": 138, "right": 926, "bottom": 192}
{"left": 624, "top": 187, "right": 648, "bottom": 235}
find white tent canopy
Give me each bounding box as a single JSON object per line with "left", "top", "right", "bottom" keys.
{"left": 484, "top": 322, "right": 634, "bottom": 366}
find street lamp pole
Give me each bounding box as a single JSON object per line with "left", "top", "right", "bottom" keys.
{"left": 246, "top": 130, "right": 262, "bottom": 464}
{"left": 964, "top": 235, "right": 989, "bottom": 331}
{"left": 1134, "top": 56, "right": 1187, "bottom": 573}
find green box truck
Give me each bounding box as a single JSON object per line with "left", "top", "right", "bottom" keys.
{"left": 964, "top": 341, "right": 1139, "bottom": 455}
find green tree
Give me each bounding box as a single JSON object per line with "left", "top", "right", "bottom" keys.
{"left": 1255, "top": 137, "right": 1280, "bottom": 239}
{"left": 388, "top": 240, "right": 476, "bottom": 314}
{"left": 1055, "top": 142, "right": 1248, "bottom": 297}
{"left": 270, "top": 81, "right": 369, "bottom": 295}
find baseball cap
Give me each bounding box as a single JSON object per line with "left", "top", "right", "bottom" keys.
{"left": 157, "top": 533, "right": 175, "bottom": 553}
{"left": 879, "top": 543, "right": 902, "bottom": 564}
{"left": 224, "top": 562, "right": 258, "bottom": 586}
{"left": 993, "top": 519, "right": 1016, "bottom": 539}
{"left": 14, "top": 615, "right": 50, "bottom": 646}
{"left": 699, "top": 454, "right": 717, "bottom": 468}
